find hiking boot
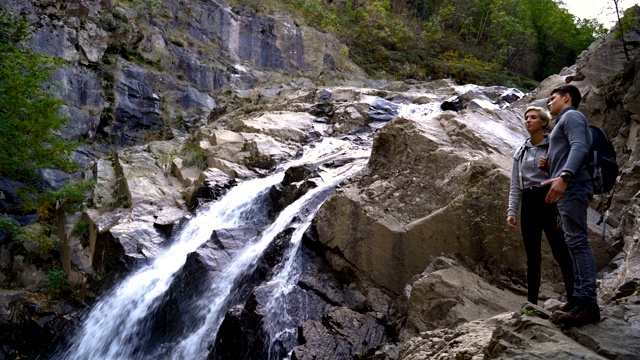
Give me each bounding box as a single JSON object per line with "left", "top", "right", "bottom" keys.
{"left": 559, "top": 298, "right": 579, "bottom": 312}
{"left": 550, "top": 298, "right": 579, "bottom": 325}
{"left": 557, "top": 302, "right": 600, "bottom": 328}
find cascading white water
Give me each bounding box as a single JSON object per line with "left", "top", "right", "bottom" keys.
{"left": 56, "top": 174, "right": 282, "bottom": 360}
{"left": 170, "top": 142, "right": 368, "bottom": 359}
{"left": 54, "top": 138, "right": 366, "bottom": 360}
{"left": 260, "top": 197, "right": 329, "bottom": 360}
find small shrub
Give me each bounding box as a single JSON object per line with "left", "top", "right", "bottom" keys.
{"left": 24, "top": 227, "right": 58, "bottom": 254}
{"left": 0, "top": 216, "right": 57, "bottom": 254}
{"left": 100, "top": 8, "right": 131, "bottom": 33}
{"left": 136, "top": 0, "right": 161, "bottom": 14}
{"left": 36, "top": 180, "right": 96, "bottom": 222}
{"left": 72, "top": 220, "right": 90, "bottom": 246}
{"left": 45, "top": 266, "right": 70, "bottom": 295}
{"left": 184, "top": 150, "right": 208, "bottom": 170}
{"left": 0, "top": 214, "right": 27, "bottom": 243}
{"left": 168, "top": 34, "right": 185, "bottom": 48}
{"left": 520, "top": 309, "right": 540, "bottom": 316}
{"left": 181, "top": 143, "right": 208, "bottom": 170}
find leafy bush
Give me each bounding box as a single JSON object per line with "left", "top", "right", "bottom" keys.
{"left": 24, "top": 228, "right": 58, "bottom": 254}
{"left": 100, "top": 8, "right": 132, "bottom": 33}
{"left": 181, "top": 143, "right": 208, "bottom": 170}
{"left": 36, "top": 180, "right": 95, "bottom": 222}
{"left": 613, "top": 5, "right": 640, "bottom": 39}
{"left": 0, "top": 215, "right": 58, "bottom": 254}
{"left": 0, "top": 214, "right": 27, "bottom": 243}
{"left": 72, "top": 220, "right": 90, "bottom": 246}
{"left": 520, "top": 308, "right": 540, "bottom": 316}
{"left": 45, "top": 265, "right": 70, "bottom": 295}
{"left": 131, "top": 0, "right": 161, "bottom": 14}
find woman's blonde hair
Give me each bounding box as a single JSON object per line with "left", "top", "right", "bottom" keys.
{"left": 524, "top": 106, "right": 552, "bottom": 131}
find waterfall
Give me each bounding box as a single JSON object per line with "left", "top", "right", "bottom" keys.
{"left": 260, "top": 199, "right": 326, "bottom": 359}
{"left": 54, "top": 137, "right": 368, "bottom": 360}
{"left": 170, "top": 138, "right": 367, "bottom": 359}
{"left": 56, "top": 174, "right": 281, "bottom": 360}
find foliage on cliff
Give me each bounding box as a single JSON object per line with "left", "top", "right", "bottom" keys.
{"left": 0, "top": 11, "right": 92, "bottom": 256}
{"left": 0, "top": 11, "right": 77, "bottom": 182}
{"left": 231, "top": 0, "right": 606, "bottom": 89}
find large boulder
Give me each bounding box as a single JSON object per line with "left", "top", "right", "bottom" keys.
{"left": 315, "top": 108, "right": 531, "bottom": 295}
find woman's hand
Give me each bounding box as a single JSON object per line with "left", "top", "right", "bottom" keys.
{"left": 538, "top": 156, "right": 549, "bottom": 172}
{"left": 507, "top": 215, "right": 517, "bottom": 229}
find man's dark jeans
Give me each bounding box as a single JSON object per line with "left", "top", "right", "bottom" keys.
{"left": 557, "top": 180, "right": 597, "bottom": 303}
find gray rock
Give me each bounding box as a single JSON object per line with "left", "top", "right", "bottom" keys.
{"left": 292, "top": 307, "right": 388, "bottom": 359}
{"left": 113, "top": 65, "right": 163, "bottom": 130}
{"left": 58, "top": 105, "right": 100, "bottom": 141}
{"left": 567, "top": 301, "right": 640, "bottom": 359}
{"left": 403, "top": 257, "right": 523, "bottom": 335}
{"left": 367, "top": 98, "right": 400, "bottom": 122}
{"left": 53, "top": 66, "right": 103, "bottom": 108}
{"left": 37, "top": 168, "right": 71, "bottom": 191}
{"left": 0, "top": 178, "right": 26, "bottom": 214}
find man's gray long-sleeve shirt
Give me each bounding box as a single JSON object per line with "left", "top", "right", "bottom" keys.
{"left": 548, "top": 107, "right": 592, "bottom": 181}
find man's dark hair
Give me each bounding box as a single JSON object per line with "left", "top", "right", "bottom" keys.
{"left": 551, "top": 85, "right": 582, "bottom": 108}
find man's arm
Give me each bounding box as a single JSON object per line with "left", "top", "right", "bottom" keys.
{"left": 560, "top": 110, "right": 590, "bottom": 175}
{"left": 543, "top": 110, "right": 590, "bottom": 203}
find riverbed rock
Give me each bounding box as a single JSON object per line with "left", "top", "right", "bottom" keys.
{"left": 403, "top": 257, "right": 523, "bottom": 337}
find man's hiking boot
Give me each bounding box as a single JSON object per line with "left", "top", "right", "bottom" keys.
{"left": 559, "top": 298, "right": 578, "bottom": 312}
{"left": 549, "top": 298, "right": 579, "bottom": 325}
{"left": 556, "top": 302, "right": 600, "bottom": 328}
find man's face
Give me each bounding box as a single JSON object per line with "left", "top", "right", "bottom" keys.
{"left": 547, "top": 92, "right": 568, "bottom": 116}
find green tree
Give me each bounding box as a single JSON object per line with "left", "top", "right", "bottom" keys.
{"left": 520, "top": 0, "right": 601, "bottom": 80}
{"left": 0, "top": 11, "right": 77, "bottom": 181}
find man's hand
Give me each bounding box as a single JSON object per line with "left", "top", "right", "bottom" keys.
{"left": 542, "top": 177, "right": 568, "bottom": 203}
{"left": 506, "top": 215, "right": 517, "bottom": 229}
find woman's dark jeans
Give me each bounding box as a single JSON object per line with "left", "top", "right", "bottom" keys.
{"left": 521, "top": 185, "right": 574, "bottom": 304}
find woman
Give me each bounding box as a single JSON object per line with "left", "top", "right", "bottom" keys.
{"left": 507, "top": 106, "right": 574, "bottom": 305}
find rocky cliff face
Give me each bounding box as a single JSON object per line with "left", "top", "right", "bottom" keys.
{"left": 0, "top": 1, "right": 640, "bottom": 359}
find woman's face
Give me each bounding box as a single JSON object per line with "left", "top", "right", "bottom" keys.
{"left": 524, "top": 110, "right": 546, "bottom": 134}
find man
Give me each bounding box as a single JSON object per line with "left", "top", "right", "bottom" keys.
{"left": 541, "top": 84, "right": 599, "bottom": 327}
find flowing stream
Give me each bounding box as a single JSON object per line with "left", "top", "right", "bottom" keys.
{"left": 54, "top": 138, "right": 369, "bottom": 360}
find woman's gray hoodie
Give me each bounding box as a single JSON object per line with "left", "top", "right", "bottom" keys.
{"left": 507, "top": 135, "right": 551, "bottom": 216}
